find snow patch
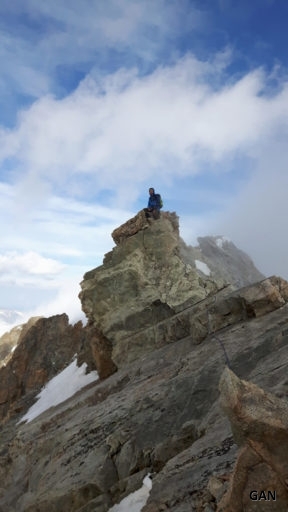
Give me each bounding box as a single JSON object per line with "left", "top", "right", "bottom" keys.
{"left": 108, "top": 474, "right": 152, "bottom": 512}
{"left": 215, "top": 236, "right": 231, "bottom": 248}
{"left": 195, "top": 260, "right": 211, "bottom": 276}
{"left": 0, "top": 311, "right": 24, "bottom": 336}
{"left": 19, "top": 359, "right": 99, "bottom": 424}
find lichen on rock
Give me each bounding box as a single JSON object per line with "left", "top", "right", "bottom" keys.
{"left": 79, "top": 211, "right": 225, "bottom": 365}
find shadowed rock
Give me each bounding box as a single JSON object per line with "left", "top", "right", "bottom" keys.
{"left": 0, "top": 316, "right": 42, "bottom": 367}
{"left": 86, "top": 325, "right": 117, "bottom": 380}
{"left": 0, "top": 315, "right": 117, "bottom": 422}
{"left": 1, "top": 212, "right": 288, "bottom": 511}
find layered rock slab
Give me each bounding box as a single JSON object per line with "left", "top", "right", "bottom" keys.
{"left": 1, "top": 211, "right": 287, "bottom": 511}
{"left": 141, "top": 302, "right": 288, "bottom": 512}
{"left": 217, "top": 368, "right": 288, "bottom": 511}
{"left": 1, "top": 283, "right": 288, "bottom": 510}
{"left": 80, "top": 212, "right": 272, "bottom": 368}
{"left": 80, "top": 212, "right": 225, "bottom": 359}
{"left": 112, "top": 275, "right": 288, "bottom": 366}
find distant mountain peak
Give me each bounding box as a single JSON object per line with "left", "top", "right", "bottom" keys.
{"left": 180, "top": 234, "right": 265, "bottom": 289}
{"left": 0, "top": 309, "right": 24, "bottom": 324}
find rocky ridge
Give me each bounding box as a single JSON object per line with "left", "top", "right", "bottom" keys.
{"left": 79, "top": 212, "right": 264, "bottom": 367}
{"left": 0, "top": 316, "right": 42, "bottom": 368}
{"left": 180, "top": 235, "right": 265, "bottom": 289}
{"left": 0, "top": 211, "right": 287, "bottom": 511}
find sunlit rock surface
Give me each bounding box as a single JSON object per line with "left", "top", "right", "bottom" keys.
{"left": 0, "top": 212, "right": 287, "bottom": 511}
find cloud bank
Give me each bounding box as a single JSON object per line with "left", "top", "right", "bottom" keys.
{"left": 1, "top": 55, "right": 288, "bottom": 202}
{"left": 1, "top": 1, "right": 288, "bottom": 331}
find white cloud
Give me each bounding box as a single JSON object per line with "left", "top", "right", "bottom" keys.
{"left": 0, "top": 0, "right": 205, "bottom": 105}
{"left": 0, "top": 181, "right": 133, "bottom": 319}
{"left": 210, "top": 137, "right": 288, "bottom": 280}
{"left": 0, "top": 182, "right": 131, "bottom": 258}
{"left": 0, "top": 251, "right": 64, "bottom": 276}
{"left": 0, "top": 4, "right": 288, "bottom": 320}
{"left": 1, "top": 55, "right": 288, "bottom": 209}
{"left": 0, "top": 275, "right": 85, "bottom": 335}
{"left": 25, "top": 277, "right": 86, "bottom": 325}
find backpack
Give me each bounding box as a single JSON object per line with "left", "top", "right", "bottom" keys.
{"left": 155, "top": 193, "right": 163, "bottom": 209}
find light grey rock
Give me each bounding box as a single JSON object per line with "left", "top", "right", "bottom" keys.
{"left": 217, "top": 368, "right": 288, "bottom": 511}
{"left": 0, "top": 213, "right": 287, "bottom": 512}
{"left": 180, "top": 235, "right": 265, "bottom": 289}
{"left": 81, "top": 214, "right": 258, "bottom": 367}
{"left": 0, "top": 293, "right": 288, "bottom": 510}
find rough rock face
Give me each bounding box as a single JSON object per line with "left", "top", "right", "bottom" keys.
{"left": 1, "top": 282, "right": 288, "bottom": 511}
{"left": 111, "top": 208, "right": 150, "bottom": 244}
{"left": 111, "top": 275, "right": 288, "bottom": 367}
{"left": 180, "top": 235, "right": 265, "bottom": 288}
{"left": 1, "top": 212, "right": 288, "bottom": 512}
{"left": 0, "top": 314, "right": 98, "bottom": 422}
{"left": 85, "top": 325, "right": 117, "bottom": 380}
{"left": 218, "top": 368, "right": 288, "bottom": 511}
{"left": 0, "top": 316, "right": 42, "bottom": 367}
{"left": 80, "top": 212, "right": 270, "bottom": 367}
{"left": 80, "top": 212, "right": 227, "bottom": 362}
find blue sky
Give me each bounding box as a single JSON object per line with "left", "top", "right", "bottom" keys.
{"left": 0, "top": 0, "right": 288, "bottom": 330}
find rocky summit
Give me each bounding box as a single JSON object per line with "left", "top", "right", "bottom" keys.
{"left": 0, "top": 210, "right": 288, "bottom": 511}
{"left": 79, "top": 211, "right": 264, "bottom": 367}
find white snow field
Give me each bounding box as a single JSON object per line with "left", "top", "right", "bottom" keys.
{"left": 19, "top": 358, "right": 99, "bottom": 423}
{"left": 195, "top": 259, "right": 211, "bottom": 276}
{"left": 108, "top": 474, "right": 152, "bottom": 512}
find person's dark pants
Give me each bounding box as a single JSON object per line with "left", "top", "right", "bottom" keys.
{"left": 144, "top": 208, "right": 160, "bottom": 219}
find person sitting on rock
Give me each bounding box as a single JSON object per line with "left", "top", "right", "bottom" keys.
{"left": 144, "top": 187, "right": 162, "bottom": 220}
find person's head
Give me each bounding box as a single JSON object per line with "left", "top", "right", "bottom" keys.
{"left": 149, "top": 187, "right": 155, "bottom": 196}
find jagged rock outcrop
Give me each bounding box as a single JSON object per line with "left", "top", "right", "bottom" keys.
{"left": 0, "top": 311, "right": 120, "bottom": 424}
{"left": 80, "top": 212, "right": 227, "bottom": 365}
{"left": 85, "top": 325, "right": 117, "bottom": 380}
{"left": 111, "top": 208, "right": 150, "bottom": 244}
{"left": 1, "top": 287, "right": 288, "bottom": 511}
{"left": 0, "top": 315, "right": 104, "bottom": 422}
{"left": 218, "top": 368, "right": 288, "bottom": 511}
{"left": 1, "top": 212, "right": 288, "bottom": 511}
{"left": 80, "top": 211, "right": 282, "bottom": 367}
{"left": 110, "top": 275, "right": 288, "bottom": 366}
{"left": 0, "top": 316, "right": 42, "bottom": 367}
{"left": 180, "top": 235, "right": 265, "bottom": 288}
